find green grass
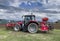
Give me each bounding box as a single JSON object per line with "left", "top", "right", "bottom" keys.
{"left": 0, "top": 26, "right": 60, "bottom": 41}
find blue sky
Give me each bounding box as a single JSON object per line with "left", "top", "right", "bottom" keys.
{"left": 0, "top": 0, "right": 60, "bottom": 22}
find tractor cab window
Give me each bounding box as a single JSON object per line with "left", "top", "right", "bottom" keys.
{"left": 23, "top": 15, "right": 35, "bottom": 22}
{"left": 24, "top": 16, "right": 35, "bottom": 21}
{"left": 31, "top": 16, "right": 35, "bottom": 21}
{"left": 25, "top": 17, "right": 31, "bottom": 21}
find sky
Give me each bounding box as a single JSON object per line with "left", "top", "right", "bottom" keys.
{"left": 0, "top": 0, "right": 60, "bottom": 22}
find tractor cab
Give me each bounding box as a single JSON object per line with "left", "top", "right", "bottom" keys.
{"left": 23, "top": 15, "right": 35, "bottom": 21}
{"left": 23, "top": 15, "right": 36, "bottom": 24}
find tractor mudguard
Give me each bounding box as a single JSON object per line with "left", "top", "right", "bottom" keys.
{"left": 26, "top": 21, "right": 39, "bottom": 26}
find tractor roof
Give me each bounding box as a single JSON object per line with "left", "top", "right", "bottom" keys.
{"left": 24, "top": 15, "right": 35, "bottom": 17}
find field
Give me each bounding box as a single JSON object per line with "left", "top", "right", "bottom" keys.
{"left": 0, "top": 26, "right": 60, "bottom": 41}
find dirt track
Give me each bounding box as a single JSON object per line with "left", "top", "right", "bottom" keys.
{"left": 54, "top": 23, "right": 60, "bottom": 29}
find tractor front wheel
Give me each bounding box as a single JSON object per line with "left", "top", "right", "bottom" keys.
{"left": 13, "top": 24, "right": 21, "bottom": 32}
{"left": 28, "top": 23, "right": 38, "bottom": 33}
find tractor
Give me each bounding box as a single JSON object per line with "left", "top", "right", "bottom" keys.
{"left": 13, "top": 15, "right": 39, "bottom": 33}
{"left": 6, "top": 15, "right": 54, "bottom": 33}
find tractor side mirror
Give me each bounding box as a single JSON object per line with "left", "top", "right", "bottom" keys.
{"left": 22, "top": 16, "right": 25, "bottom": 20}
{"left": 22, "top": 15, "right": 24, "bottom": 18}
{"left": 22, "top": 16, "right": 23, "bottom": 18}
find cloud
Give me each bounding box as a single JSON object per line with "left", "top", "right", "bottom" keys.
{"left": 0, "top": 0, "right": 9, "bottom": 6}
{"left": 9, "top": 0, "right": 21, "bottom": 7}
{"left": 0, "top": 9, "right": 60, "bottom": 22}
{"left": 0, "top": 0, "right": 60, "bottom": 22}
{"left": 46, "top": 0, "right": 60, "bottom": 8}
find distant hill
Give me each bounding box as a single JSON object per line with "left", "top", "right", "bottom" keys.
{"left": 0, "top": 19, "right": 17, "bottom": 24}
{"left": 0, "top": 19, "right": 8, "bottom": 24}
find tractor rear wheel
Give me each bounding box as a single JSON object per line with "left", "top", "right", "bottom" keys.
{"left": 28, "top": 23, "right": 38, "bottom": 33}
{"left": 13, "top": 24, "right": 21, "bottom": 31}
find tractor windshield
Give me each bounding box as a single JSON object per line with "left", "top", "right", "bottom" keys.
{"left": 31, "top": 16, "right": 35, "bottom": 21}
{"left": 25, "top": 17, "right": 31, "bottom": 21}
{"left": 24, "top": 16, "right": 35, "bottom": 21}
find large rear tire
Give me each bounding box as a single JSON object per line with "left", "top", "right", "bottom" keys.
{"left": 13, "top": 24, "right": 21, "bottom": 32}
{"left": 28, "top": 23, "right": 38, "bottom": 33}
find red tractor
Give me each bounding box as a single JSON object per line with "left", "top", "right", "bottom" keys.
{"left": 6, "top": 15, "right": 54, "bottom": 33}
{"left": 16, "top": 15, "right": 39, "bottom": 33}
